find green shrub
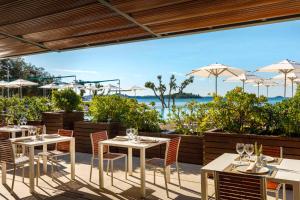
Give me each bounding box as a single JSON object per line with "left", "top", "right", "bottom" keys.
{"left": 89, "top": 95, "right": 162, "bottom": 132}
{"left": 52, "top": 89, "right": 82, "bottom": 112}
{"left": 168, "top": 101, "right": 209, "bottom": 135}
{"left": 0, "top": 96, "right": 52, "bottom": 124}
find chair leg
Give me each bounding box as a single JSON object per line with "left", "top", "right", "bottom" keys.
{"left": 11, "top": 165, "right": 16, "bottom": 192}
{"left": 37, "top": 158, "right": 40, "bottom": 186}
{"left": 283, "top": 183, "right": 286, "bottom": 200}
{"left": 163, "top": 167, "right": 169, "bottom": 198}
{"left": 22, "top": 165, "right": 25, "bottom": 183}
{"left": 106, "top": 160, "right": 110, "bottom": 175}
{"left": 89, "top": 157, "right": 93, "bottom": 182}
{"left": 276, "top": 191, "right": 279, "bottom": 200}
{"left": 125, "top": 156, "right": 127, "bottom": 180}
{"left": 51, "top": 159, "right": 54, "bottom": 180}
{"left": 154, "top": 168, "right": 156, "bottom": 184}
{"left": 110, "top": 160, "right": 113, "bottom": 186}
{"left": 176, "top": 162, "right": 181, "bottom": 188}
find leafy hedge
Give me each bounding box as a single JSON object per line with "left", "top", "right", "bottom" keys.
{"left": 0, "top": 97, "right": 52, "bottom": 124}
{"left": 52, "top": 89, "right": 82, "bottom": 112}
{"left": 168, "top": 87, "right": 300, "bottom": 137}
{"left": 89, "top": 95, "right": 162, "bottom": 132}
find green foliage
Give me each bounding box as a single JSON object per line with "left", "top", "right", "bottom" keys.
{"left": 207, "top": 87, "right": 267, "bottom": 134}
{"left": 168, "top": 101, "right": 209, "bottom": 135}
{"left": 0, "top": 97, "right": 52, "bottom": 124}
{"left": 52, "top": 89, "right": 82, "bottom": 112}
{"left": 89, "top": 95, "right": 162, "bottom": 132}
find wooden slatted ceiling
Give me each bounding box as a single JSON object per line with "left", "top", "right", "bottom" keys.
{"left": 0, "top": 0, "right": 299, "bottom": 58}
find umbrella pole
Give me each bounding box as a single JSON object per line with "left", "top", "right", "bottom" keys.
{"left": 242, "top": 80, "right": 245, "bottom": 92}
{"left": 292, "top": 79, "right": 294, "bottom": 97}
{"left": 257, "top": 85, "right": 260, "bottom": 97}
{"left": 284, "top": 73, "right": 287, "bottom": 98}
{"left": 215, "top": 75, "right": 218, "bottom": 96}
{"left": 266, "top": 86, "right": 269, "bottom": 98}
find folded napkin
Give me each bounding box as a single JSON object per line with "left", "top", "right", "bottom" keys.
{"left": 246, "top": 163, "right": 256, "bottom": 172}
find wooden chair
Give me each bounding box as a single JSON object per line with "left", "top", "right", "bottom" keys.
{"left": 89, "top": 131, "right": 127, "bottom": 185}
{"left": 146, "top": 137, "right": 181, "bottom": 198}
{"left": 263, "top": 146, "right": 285, "bottom": 200}
{"left": 0, "top": 139, "right": 38, "bottom": 192}
{"left": 37, "top": 129, "right": 73, "bottom": 180}
{"left": 215, "top": 171, "right": 267, "bottom": 200}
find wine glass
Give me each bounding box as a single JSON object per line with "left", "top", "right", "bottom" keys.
{"left": 126, "top": 128, "right": 132, "bottom": 140}
{"left": 236, "top": 143, "right": 245, "bottom": 164}
{"left": 245, "top": 144, "right": 254, "bottom": 163}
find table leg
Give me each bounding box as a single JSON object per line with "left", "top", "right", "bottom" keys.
{"left": 128, "top": 147, "right": 133, "bottom": 176}
{"left": 43, "top": 144, "right": 47, "bottom": 173}
{"left": 12, "top": 131, "right": 16, "bottom": 138}
{"left": 22, "top": 130, "right": 26, "bottom": 154}
{"left": 29, "top": 146, "right": 35, "bottom": 193}
{"left": 166, "top": 165, "right": 171, "bottom": 183}
{"left": 201, "top": 170, "right": 208, "bottom": 200}
{"left": 140, "top": 148, "right": 146, "bottom": 198}
{"left": 70, "top": 138, "right": 75, "bottom": 180}
{"left": 293, "top": 182, "right": 300, "bottom": 200}
{"left": 99, "top": 143, "right": 104, "bottom": 189}
{"left": 1, "top": 161, "right": 6, "bottom": 185}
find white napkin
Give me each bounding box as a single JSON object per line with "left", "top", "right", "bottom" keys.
{"left": 246, "top": 163, "right": 256, "bottom": 171}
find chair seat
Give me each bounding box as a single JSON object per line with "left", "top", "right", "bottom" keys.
{"left": 146, "top": 158, "right": 165, "bottom": 168}
{"left": 15, "top": 156, "right": 30, "bottom": 165}
{"left": 103, "top": 152, "right": 126, "bottom": 160}
{"left": 267, "top": 181, "right": 281, "bottom": 191}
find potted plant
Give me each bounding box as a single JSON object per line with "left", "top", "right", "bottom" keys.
{"left": 42, "top": 89, "right": 84, "bottom": 132}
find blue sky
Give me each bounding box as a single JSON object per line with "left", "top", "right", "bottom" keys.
{"left": 24, "top": 20, "right": 300, "bottom": 97}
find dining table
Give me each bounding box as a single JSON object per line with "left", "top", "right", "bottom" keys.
{"left": 98, "top": 136, "right": 170, "bottom": 198}
{"left": 201, "top": 153, "right": 300, "bottom": 200}
{"left": 1, "top": 135, "right": 75, "bottom": 193}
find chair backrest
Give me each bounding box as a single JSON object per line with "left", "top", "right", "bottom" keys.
{"left": 56, "top": 129, "right": 73, "bottom": 152}
{"left": 262, "top": 146, "right": 283, "bottom": 158}
{"left": 0, "top": 139, "right": 14, "bottom": 164}
{"left": 215, "top": 171, "right": 266, "bottom": 200}
{"left": 90, "top": 131, "right": 109, "bottom": 156}
{"left": 164, "top": 137, "right": 181, "bottom": 166}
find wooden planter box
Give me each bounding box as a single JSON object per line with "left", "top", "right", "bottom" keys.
{"left": 73, "top": 121, "right": 120, "bottom": 153}
{"left": 204, "top": 129, "right": 300, "bottom": 165}
{"left": 42, "top": 111, "right": 84, "bottom": 134}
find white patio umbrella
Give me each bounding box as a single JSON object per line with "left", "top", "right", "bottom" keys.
{"left": 39, "top": 82, "right": 61, "bottom": 89}
{"left": 103, "top": 84, "right": 120, "bottom": 94}
{"left": 246, "top": 77, "right": 265, "bottom": 97}
{"left": 272, "top": 72, "right": 300, "bottom": 97}
{"left": 85, "top": 85, "right": 100, "bottom": 95}
{"left": 188, "top": 63, "right": 245, "bottom": 95}
{"left": 129, "top": 85, "right": 145, "bottom": 97}
{"left": 62, "top": 81, "right": 84, "bottom": 89}
{"left": 224, "top": 73, "right": 258, "bottom": 91}
{"left": 257, "top": 59, "right": 300, "bottom": 97}
{"left": 261, "top": 79, "right": 278, "bottom": 98}
{"left": 7, "top": 79, "right": 38, "bottom": 98}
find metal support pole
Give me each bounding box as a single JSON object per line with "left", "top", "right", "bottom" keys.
{"left": 257, "top": 85, "right": 260, "bottom": 97}
{"left": 7, "top": 68, "right": 10, "bottom": 97}
{"left": 284, "top": 73, "right": 287, "bottom": 98}
{"left": 266, "top": 86, "right": 269, "bottom": 98}
{"left": 215, "top": 76, "right": 218, "bottom": 96}
{"left": 242, "top": 80, "right": 245, "bottom": 92}
{"left": 292, "top": 79, "right": 294, "bottom": 97}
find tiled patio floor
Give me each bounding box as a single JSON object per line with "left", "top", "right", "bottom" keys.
{"left": 0, "top": 152, "right": 293, "bottom": 199}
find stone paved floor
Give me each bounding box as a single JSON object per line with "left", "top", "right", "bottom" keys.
{"left": 0, "top": 152, "right": 293, "bottom": 199}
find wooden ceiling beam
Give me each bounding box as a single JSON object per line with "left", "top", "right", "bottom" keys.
{"left": 96, "top": 0, "right": 160, "bottom": 37}
{"left": 0, "top": 31, "right": 53, "bottom": 51}
{"left": 132, "top": 0, "right": 290, "bottom": 25}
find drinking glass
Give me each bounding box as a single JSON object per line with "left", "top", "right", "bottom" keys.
{"left": 126, "top": 128, "right": 133, "bottom": 140}
{"left": 245, "top": 144, "right": 254, "bottom": 163}
{"left": 236, "top": 143, "right": 245, "bottom": 164}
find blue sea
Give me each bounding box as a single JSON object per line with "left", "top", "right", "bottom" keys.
{"left": 134, "top": 96, "right": 285, "bottom": 119}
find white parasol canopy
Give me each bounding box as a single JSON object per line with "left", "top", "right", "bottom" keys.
{"left": 272, "top": 72, "right": 300, "bottom": 97}
{"left": 188, "top": 63, "right": 245, "bottom": 95}
{"left": 257, "top": 59, "right": 300, "bottom": 97}
{"left": 224, "top": 73, "right": 258, "bottom": 91}
{"left": 7, "top": 79, "right": 38, "bottom": 98}
{"left": 129, "top": 85, "right": 145, "bottom": 97}
{"left": 246, "top": 77, "right": 265, "bottom": 97}
{"left": 62, "top": 81, "right": 84, "bottom": 89}
{"left": 39, "top": 82, "right": 61, "bottom": 89}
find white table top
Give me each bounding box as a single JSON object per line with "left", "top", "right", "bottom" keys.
{"left": 100, "top": 136, "right": 170, "bottom": 149}
{"left": 10, "top": 136, "right": 73, "bottom": 147}
{"left": 202, "top": 153, "right": 300, "bottom": 183}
